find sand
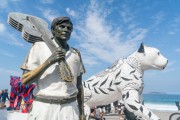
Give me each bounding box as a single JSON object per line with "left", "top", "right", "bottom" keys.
{"left": 0, "top": 109, "right": 178, "bottom": 120}
{"left": 103, "top": 110, "right": 176, "bottom": 120}
{"left": 154, "top": 111, "right": 177, "bottom": 120}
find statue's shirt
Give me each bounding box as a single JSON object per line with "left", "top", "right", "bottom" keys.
{"left": 21, "top": 41, "right": 85, "bottom": 99}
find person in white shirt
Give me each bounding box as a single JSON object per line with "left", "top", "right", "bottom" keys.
{"left": 21, "top": 17, "right": 85, "bottom": 120}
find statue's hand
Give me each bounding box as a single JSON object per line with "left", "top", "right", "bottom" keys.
{"left": 48, "top": 48, "right": 65, "bottom": 65}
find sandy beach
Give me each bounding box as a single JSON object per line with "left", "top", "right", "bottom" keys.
{"left": 0, "top": 109, "right": 177, "bottom": 120}
{"left": 103, "top": 110, "right": 175, "bottom": 120}
{"left": 152, "top": 111, "right": 175, "bottom": 120}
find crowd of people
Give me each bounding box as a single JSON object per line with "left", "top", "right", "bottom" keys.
{"left": 0, "top": 89, "right": 10, "bottom": 109}
{"left": 89, "top": 101, "right": 126, "bottom": 120}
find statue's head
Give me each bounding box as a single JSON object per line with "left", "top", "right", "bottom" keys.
{"left": 51, "top": 17, "right": 73, "bottom": 42}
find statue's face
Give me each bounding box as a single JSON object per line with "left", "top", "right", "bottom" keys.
{"left": 53, "top": 21, "right": 73, "bottom": 41}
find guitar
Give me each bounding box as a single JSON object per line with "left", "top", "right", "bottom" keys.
{"left": 8, "top": 12, "right": 51, "bottom": 43}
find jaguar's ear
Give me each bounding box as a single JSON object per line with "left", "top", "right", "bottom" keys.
{"left": 138, "top": 43, "right": 145, "bottom": 53}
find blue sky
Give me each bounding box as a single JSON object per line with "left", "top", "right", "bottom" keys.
{"left": 0, "top": 0, "right": 180, "bottom": 94}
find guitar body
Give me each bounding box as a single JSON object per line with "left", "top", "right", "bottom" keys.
{"left": 8, "top": 12, "right": 52, "bottom": 43}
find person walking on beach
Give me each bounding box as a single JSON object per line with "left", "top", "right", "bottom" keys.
{"left": 175, "top": 101, "right": 180, "bottom": 111}
{"left": 113, "top": 100, "right": 118, "bottom": 113}
{"left": 0, "top": 90, "right": 2, "bottom": 102}
{"left": 105, "top": 104, "right": 111, "bottom": 114}
{"left": 1, "top": 89, "right": 9, "bottom": 104}
{"left": 21, "top": 16, "right": 85, "bottom": 120}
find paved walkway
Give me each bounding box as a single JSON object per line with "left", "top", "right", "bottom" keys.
{"left": 103, "top": 114, "right": 120, "bottom": 120}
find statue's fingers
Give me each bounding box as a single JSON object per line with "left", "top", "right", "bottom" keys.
{"left": 56, "top": 54, "right": 65, "bottom": 59}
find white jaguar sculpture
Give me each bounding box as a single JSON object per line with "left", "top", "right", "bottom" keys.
{"left": 83, "top": 43, "right": 168, "bottom": 120}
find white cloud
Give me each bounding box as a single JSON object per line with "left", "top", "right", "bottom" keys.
{"left": 66, "top": 8, "right": 78, "bottom": 18}
{"left": 127, "top": 28, "right": 148, "bottom": 42}
{"left": 174, "top": 15, "right": 180, "bottom": 24}
{"left": 0, "top": 0, "right": 21, "bottom": 9}
{"left": 161, "top": 61, "right": 180, "bottom": 73}
{"left": 41, "top": 9, "right": 59, "bottom": 22}
{"left": 168, "top": 15, "right": 180, "bottom": 35}
{"left": 0, "top": 0, "right": 8, "bottom": 9}
{"left": 0, "top": 49, "right": 16, "bottom": 58}
{"left": 40, "top": 0, "right": 54, "bottom": 4}
{"left": 73, "top": 0, "right": 147, "bottom": 65}
{"left": 175, "top": 48, "right": 180, "bottom": 52}
{"left": 0, "top": 29, "right": 24, "bottom": 47}
{"left": 10, "top": 0, "right": 22, "bottom": 1}
{"left": 151, "top": 12, "right": 165, "bottom": 25}
{"left": 107, "top": 0, "right": 114, "bottom": 4}
{"left": 0, "top": 23, "right": 6, "bottom": 32}
{"left": 120, "top": 5, "right": 134, "bottom": 24}
{"left": 168, "top": 31, "right": 175, "bottom": 35}
{"left": 119, "top": 4, "right": 148, "bottom": 42}
{"left": 6, "top": 33, "right": 24, "bottom": 47}
{"left": 0, "top": 67, "right": 21, "bottom": 76}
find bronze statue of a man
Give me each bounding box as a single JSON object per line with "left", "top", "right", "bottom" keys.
{"left": 21, "top": 17, "right": 85, "bottom": 120}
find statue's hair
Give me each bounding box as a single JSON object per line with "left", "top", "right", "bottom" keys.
{"left": 51, "top": 17, "right": 73, "bottom": 30}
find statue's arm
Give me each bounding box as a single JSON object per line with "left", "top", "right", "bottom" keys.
{"left": 22, "top": 48, "right": 65, "bottom": 85}
{"left": 22, "top": 59, "right": 50, "bottom": 85}
{"left": 77, "top": 74, "right": 85, "bottom": 120}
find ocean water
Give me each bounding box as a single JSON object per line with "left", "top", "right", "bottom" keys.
{"left": 143, "top": 93, "right": 180, "bottom": 111}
